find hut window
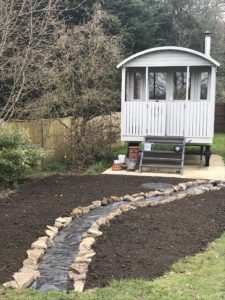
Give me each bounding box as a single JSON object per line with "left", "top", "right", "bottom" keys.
{"left": 149, "top": 72, "right": 166, "bottom": 100}
{"left": 134, "top": 72, "right": 142, "bottom": 99}
{"left": 173, "top": 72, "right": 187, "bottom": 100}
{"left": 200, "top": 72, "right": 209, "bottom": 100}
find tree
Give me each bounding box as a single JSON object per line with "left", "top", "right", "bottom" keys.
{"left": 0, "top": 0, "right": 63, "bottom": 123}
{"left": 21, "top": 8, "right": 124, "bottom": 168}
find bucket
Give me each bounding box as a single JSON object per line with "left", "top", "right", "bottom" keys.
{"left": 118, "top": 154, "right": 126, "bottom": 164}
{"left": 128, "top": 146, "right": 140, "bottom": 160}
{"left": 126, "top": 158, "right": 137, "bottom": 171}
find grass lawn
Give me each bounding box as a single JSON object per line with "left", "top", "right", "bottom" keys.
{"left": 212, "top": 133, "right": 225, "bottom": 162}
{"left": 2, "top": 232, "right": 225, "bottom": 300}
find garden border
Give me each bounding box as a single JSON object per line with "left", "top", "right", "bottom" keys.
{"left": 3, "top": 179, "right": 224, "bottom": 291}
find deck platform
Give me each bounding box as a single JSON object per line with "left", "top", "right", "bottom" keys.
{"left": 103, "top": 154, "right": 225, "bottom": 180}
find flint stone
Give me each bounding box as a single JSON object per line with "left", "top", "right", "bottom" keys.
{"left": 55, "top": 217, "right": 67, "bottom": 224}
{"left": 81, "top": 206, "right": 91, "bottom": 214}
{"left": 77, "top": 250, "right": 96, "bottom": 259}
{"left": 3, "top": 281, "right": 18, "bottom": 289}
{"left": 70, "top": 263, "right": 88, "bottom": 274}
{"left": 161, "top": 196, "right": 177, "bottom": 204}
{"left": 23, "top": 258, "right": 38, "bottom": 268}
{"left": 75, "top": 256, "right": 92, "bottom": 264}
{"left": 133, "top": 195, "right": 145, "bottom": 202}
{"left": 132, "top": 192, "right": 145, "bottom": 198}
{"left": 19, "top": 267, "right": 40, "bottom": 277}
{"left": 87, "top": 228, "right": 102, "bottom": 237}
{"left": 63, "top": 216, "right": 72, "bottom": 227}
{"left": 72, "top": 273, "right": 86, "bottom": 281}
{"left": 90, "top": 201, "right": 102, "bottom": 209}
{"left": 96, "top": 217, "right": 108, "bottom": 226}
{"left": 199, "top": 186, "right": 210, "bottom": 191}
{"left": 189, "top": 189, "right": 204, "bottom": 195}
{"left": 196, "top": 179, "right": 208, "bottom": 184}
{"left": 142, "top": 201, "right": 152, "bottom": 207}
{"left": 147, "top": 191, "right": 162, "bottom": 197}
{"left": 130, "top": 202, "right": 142, "bottom": 208}
{"left": 31, "top": 239, "right": 48, "bottom": 250}
{"left": 119, "top": 204, "right": 136, "bottom": 212}
{"left": 184, "top": 181, "right": 195, "bottom": 187}
{"left": 68, "top": 271, "right": 87, "bottom": 281}
{"left": 68, "top": 271, "right": 74, "bottom": 280}
{"left": 45, "top": 229, "right": 57, "bottom": 239}
{"left": 47, "top": 225, "right": 58, "bottom": 234}
{"left": 71, "top": 208, "right": 83, "bottom": 218}
{"left": 101, "top": 198, "right": 108, "bottom": 206}
{"left": 110, "top": 196, "right": 121, "bottom": 202}
{"left": 177, "top": 183, "right": 187, "bottom": 190}
{"left": 107, "top": 198, "right": 114, "bottom": 204}
{"left": 211, "top": 186, "right": 221, "bottom": 191}
{"left": 173, "top": 185, "right": 180, "bottom": 192}
{"left": 79, "top": 237, "right": 95, "bottom": 251}
{"left": 74, "top": 280, "right": 84, "bottom": 292}
{"left": 27, "top": 249, "right": 44, "bottom": 260}
{"left": 123, "top": 195, "right": 135, "bottom": 202}
{"left": 105, "top": 211, "right": 121, "bottom": 221}
{"left": 90, "top": 222, "right": 99, "bottom": 229}
{"left": 13, "top": 271, "right": 36, "bottom": 289}
{"left": 54, "top": 221, "right": 64, "bottom": 229}
{"left": 176, "top": 193, "right": 186, "bottom": 199}
{"left": 163, "top": 189, "right": 174, "bottom": 196}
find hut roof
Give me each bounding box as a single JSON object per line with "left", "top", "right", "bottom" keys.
{"left": 117, "top": 46, "right": 220, "bottom": 68}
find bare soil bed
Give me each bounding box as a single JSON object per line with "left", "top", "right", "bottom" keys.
{"left": 0, "top": 174, "right": 185, "bottom": 283}
{"left": 86, "top": 187, "right": 225, "bottom": 289}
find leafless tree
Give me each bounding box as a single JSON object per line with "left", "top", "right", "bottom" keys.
{"left": 0, "top": 0, "right": 63, "bottom": 123}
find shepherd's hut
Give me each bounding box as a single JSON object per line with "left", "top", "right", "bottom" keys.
{"left": 117, "top": 32, "right": 220, "bottom": 174}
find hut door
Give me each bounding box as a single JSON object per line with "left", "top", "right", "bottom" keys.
{"left": 146, "top": 71, "right": 167, "bottom": 136}
{"left": 165, "top": 71, "right": 186, "bottom": 136}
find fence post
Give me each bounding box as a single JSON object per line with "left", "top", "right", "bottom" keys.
{"left": 41, "top": 119, "right": 45, "bottom": 168}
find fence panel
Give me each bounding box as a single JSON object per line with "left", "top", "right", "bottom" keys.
{"left": 215, "top": 103, "right": 225, "bottom": 132}
{"left": 6, "top": 118, "right": 72, "bottom": 165}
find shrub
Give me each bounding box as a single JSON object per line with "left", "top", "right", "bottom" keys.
{"left": 0, "top": 129, "right": 51, "bottom": 185}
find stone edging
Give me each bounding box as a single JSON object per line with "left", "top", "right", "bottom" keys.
{"left": 3, "top": 179, "right": 223, "bottom": 290}
{"left": 69, "top": 179, "right": 225, "bottom": 292}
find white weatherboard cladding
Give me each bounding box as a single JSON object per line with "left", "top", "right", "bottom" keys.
{"left": 124, "top": 50, "right": 214, "bottom": 67}
{"left": 122, "top": 101, "right": 214, "bottom": 142}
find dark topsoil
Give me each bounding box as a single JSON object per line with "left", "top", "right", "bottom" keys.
{"left": 85, "top": 187, "right": 225, "bottom": 289}
{"left": 0, "top": 174, "right": 186, "bottom": 283}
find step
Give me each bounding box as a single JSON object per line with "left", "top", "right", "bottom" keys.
{"left": 147, "top": 143, "right": 184, "bottom": 147}
{"left": 142, "top": 150, "right": 183, "bottom": 155}
{"left": 145, "top": 137, "right": 185, "bottom": 144}
{"left": 140, "top": 164, "right": 182, "bottom": 169}
{"left": 142, "top": 157, "right": 182, "bottom": 162}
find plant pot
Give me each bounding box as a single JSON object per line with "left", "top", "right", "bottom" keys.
{"left": 112, "top": 163, "right": 122, "bottom": 171}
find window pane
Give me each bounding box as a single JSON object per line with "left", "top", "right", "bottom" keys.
{"left": 134, "top": 72, "right": 142, "bottom": 99}
{"left": 149, "top": 72, "right": 166, "bottom": 100}
{"left": 173, "top": 72, "right": 187, "bottom": 100}
{"left": 200, "top": 72, "right": 208, "bottom": 100}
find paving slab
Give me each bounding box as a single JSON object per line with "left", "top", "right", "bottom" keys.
{"left": 103, "top": 154, "right": 225, "bottom": 180}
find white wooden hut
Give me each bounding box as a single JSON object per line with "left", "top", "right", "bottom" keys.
{"left": 117, "top": 33, "right": 220, "bottom": 173}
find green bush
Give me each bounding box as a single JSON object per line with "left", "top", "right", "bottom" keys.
{"left": 0, "top": 129, "right": 51, "bottom": 185}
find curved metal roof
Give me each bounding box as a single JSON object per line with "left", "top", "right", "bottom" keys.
{"left": 117, "top": 46, "right": 220, "bottom": 68}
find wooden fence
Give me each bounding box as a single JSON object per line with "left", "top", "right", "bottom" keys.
{"left": 6, "top": 117, "right": 72, "bottom": 165}
{"left": 215, "top": 103, "right": 225, "bottom": 132}
{"left": 5, "top": 113, "right": 121, "bottom": 165}
{"left": 3, "top": 107, "right": 223, "bottom": 166}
